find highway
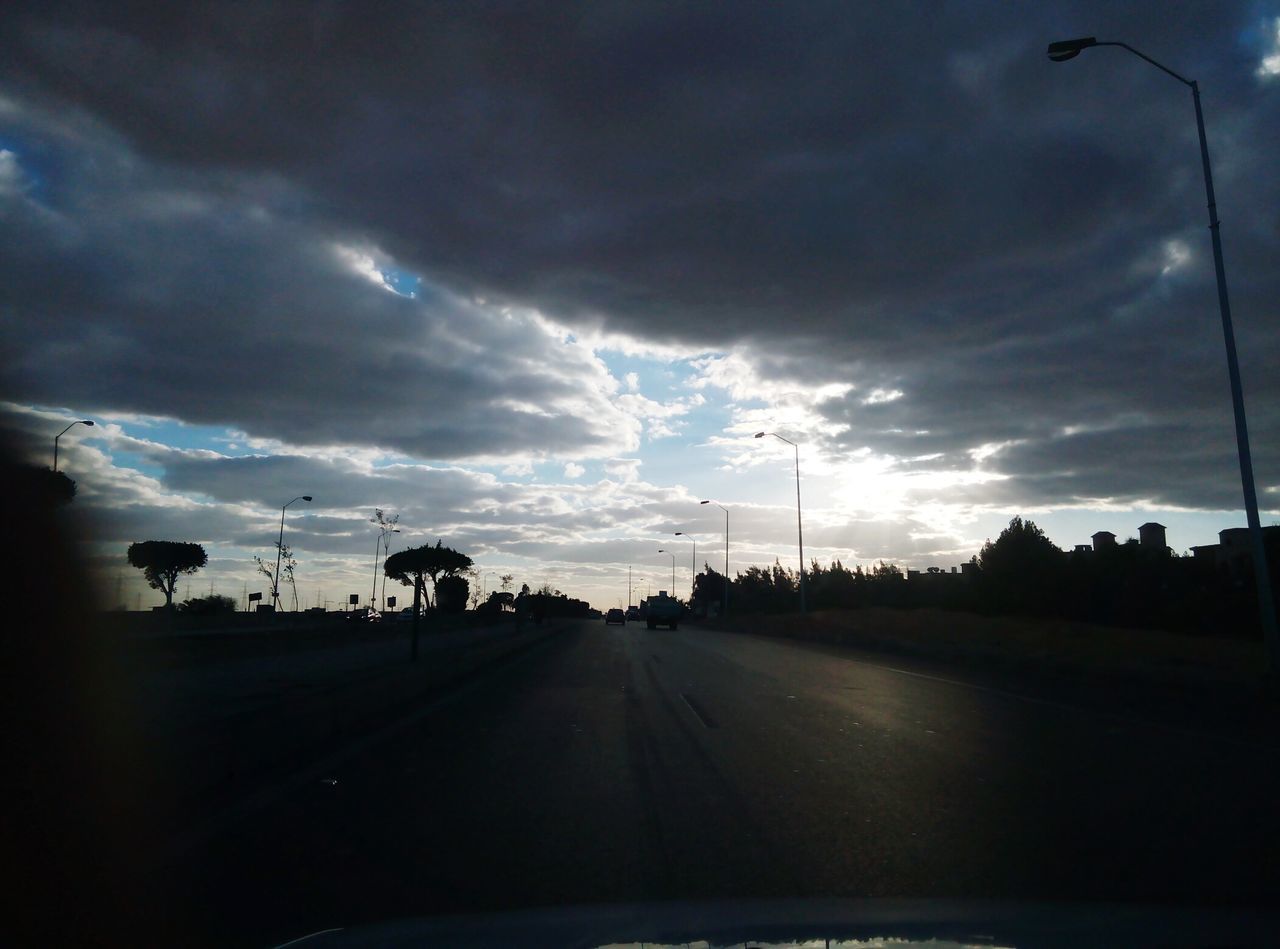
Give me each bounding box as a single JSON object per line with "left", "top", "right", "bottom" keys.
{"left": 138, "top": 619, "right": 1280, "bottom": 945}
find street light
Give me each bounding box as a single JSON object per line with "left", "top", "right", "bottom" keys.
{"left": 700, "top": 500, "right": 729, "bottom": 619}
{"left": 756, "top": 432, "right": 806, "bottom": 613}
{"left": 373, "top": 527, "right": 401, "bottom": 610}
{"left": 1049, "top": 35, "right": 1279, "bottom": 675}
{"left": 657, "top": 549, "right": 676, "bottom": 596}
{"left": 381, "top": 528, "right": 402, "bottom": 611}
{"left": 273, "top": 495, "right": 312, "bottom": 611}
{"left": 674, "top": 531, "right": 696, "bottom": 600}
{"left": 53, "top": 419, "right": 94, "bottom": 472}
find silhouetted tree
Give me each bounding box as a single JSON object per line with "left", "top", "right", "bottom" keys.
{"left": 692, "top": 562, "right": 727, "bottom": 614}
{"left": 385, "top": 541, "right": 474, "bottom": 658}
{"left": 127, "top": 541, "right": 208, "bottom": 610}
{"left": 384, "top": 540, "right": 472, "bottom": 607}
{"left": 254, "top": 542, "right": 296, "bottom": 610}
{"left": 809, "top": 558, "right": 862, "bottom": 609}
{"left": 17, "top": 466, "right": 77, "bottom": 506}
{"left": 976, "top": 516, "right": 1065, "bottom": 615}
{"left": 436, "top": 574, "right": 469, "bottom": 613}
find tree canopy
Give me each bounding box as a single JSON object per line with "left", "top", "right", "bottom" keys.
{"left": 384, "top": 540, "right": 474, "bottom": 660}
{"left": 435, "top": 574, "right": 470, "bottom": 613}
{"left": 383, "top": 540, "right": 474, "bottom": 606}
{"left": 127, "top": 541, "right": 208, "bottom": 609}
{"left": 10, "top": 465, "right": 76, "bottom": 506}
{"left": 976, "top": 516, "right": 1065, "bottom": 615}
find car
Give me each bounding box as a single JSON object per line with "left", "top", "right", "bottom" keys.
{"left": 345, "top": 607, "right": 382, "bottom": 623}
{"left": 625, "top": 606, "right": 641, "bottom": 621}
{"left": 604, "top": 608, "right": 626, "bottom": 625}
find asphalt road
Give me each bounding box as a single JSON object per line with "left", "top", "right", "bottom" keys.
{"left": 141, "top": 619, "right": 1280, "bottom": 945}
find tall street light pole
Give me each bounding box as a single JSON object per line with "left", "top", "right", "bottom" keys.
{"left": 674, "top": 532, "right": 696, "bottom": 601}
{"left": 372, "top": 527, "right": 401, "bottom": 610}
{"left": 1048, "top": 35, "right": 1278, "bottom": 675}
{"left": 53, "top": 419, "right": 94, "bottom": 472}
{"left": 380, "top": 528, "right": 400, "bottom": 611}
{"left": 756, "top": 432, "right": 806, "bottom": 613}
{"left": 657, "top": 549, "right": 676, "bottom": 596}
{"left": 273, "top": 495, "right": 312, "bottom": 612}
{"left": 700, "top": 500, "right": 729, "bottom": 619}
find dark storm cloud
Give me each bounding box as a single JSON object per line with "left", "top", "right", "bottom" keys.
{"left": 0, "top": 101, "right": 633, "bottom": 458}
{"left": 2, "top": 1, "right": 1277, "bottom": 507}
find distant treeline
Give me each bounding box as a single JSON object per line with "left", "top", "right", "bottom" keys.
{"left": 692, "top": 517, "right": 1280, "bottom": 639}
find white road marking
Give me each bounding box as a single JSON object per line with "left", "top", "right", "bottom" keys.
{"left": 680, "top": 692, "right": 712, "bottom": 728}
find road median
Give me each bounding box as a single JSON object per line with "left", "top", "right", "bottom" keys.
{"left": 132, "top": 618, "right": 564, "bottom": 866}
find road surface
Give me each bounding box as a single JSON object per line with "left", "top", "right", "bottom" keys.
{"left": 137, "top": 619, "right": 1280, "bottom": 945}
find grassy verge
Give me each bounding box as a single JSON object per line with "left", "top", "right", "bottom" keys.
{"left": 709, "top": 607, "right": 1266, "bottom": 688}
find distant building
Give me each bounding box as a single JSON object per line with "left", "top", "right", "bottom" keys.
{"left": 1074, "top": 544, "right": 1092, "bottom": 554}
{"left": 1188, "top": 526, "right": 1280, "bottom": 575}
{"left": 1091, "top": 531, "right": 1117, "bottom": 552}
{"left": 1190, "top": 544, "right": 1218, "bottom": 565}
{"left": 1138, "top": 522, "right": 1168, "bottom": 552}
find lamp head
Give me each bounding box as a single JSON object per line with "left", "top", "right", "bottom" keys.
{"left": 1047, "top": 36, "right": 1096, "bottom": 62}
{"left": 302, "top": 496, "right": 313, "bottom": 502}
{"left": 82, "top": 420, "right": 95, "bottom": 426}
{"left": 754, "top": 431, "right": 766, "bottom": 438}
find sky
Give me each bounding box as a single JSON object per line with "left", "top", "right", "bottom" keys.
{"left": 2, "top": 2, "right": 1278, "bottom": 611}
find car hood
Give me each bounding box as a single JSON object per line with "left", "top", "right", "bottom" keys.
{"left": 274, "top": 898, "right": 1280, "bottom": 948}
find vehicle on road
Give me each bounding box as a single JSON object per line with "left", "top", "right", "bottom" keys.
{"left": 645, "top": 591, "right": 681, "bottom": 630}
{"left": 605, "top": 608, "right": 626, "bottom": 625}
{"left": 345, "top": 607, "right": 381, "bottom": 623}
{"left": 626, "top": 605, "right": 641, "bottom": 621}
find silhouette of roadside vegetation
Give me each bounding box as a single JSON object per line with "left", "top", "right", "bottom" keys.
{"left": 177, "top": 593, "right": 237, "bottom": 615}
{"left": 693, "top": 516, "right": 1280, "bottom": 639}
{"left": 127, "top": 541, "right": 208, "bottom": 611}
{"left": 20, "top": 465, "right": 77, "bottom": 506}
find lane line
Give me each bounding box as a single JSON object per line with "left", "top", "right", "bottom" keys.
{"left": 680, "top": 692, "right": 714, "bottom": 729}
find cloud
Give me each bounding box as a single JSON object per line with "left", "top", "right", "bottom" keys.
{"left": 563, "top": 462, "right": 585, "bottom": 479}
{"left": 603, "top": 458, "right": 642, "bottom": 483}
{"left": 0, "top": 104, "right": 647, "bottom": 466}
{"left": 1, "top": 1, "right": 1277, "bottom": 534}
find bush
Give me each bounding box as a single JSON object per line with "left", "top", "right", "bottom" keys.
{"left": 435, "top": 575, "right": 469, "bottom": 613}
{"left": 177, "top": 594, "right": 237, "bottom": 615}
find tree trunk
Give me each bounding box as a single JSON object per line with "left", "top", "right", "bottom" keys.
{"left": 410, "top": 574, "right": 422, "bottom": 661}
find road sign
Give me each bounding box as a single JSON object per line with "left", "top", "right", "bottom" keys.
{"left": 387, "top": 596, "right": 397, "bottom": 608}
{"left": 349, "top": 593, "right": 359, "bottom": 605}
{"left": 248, "top": 591, "right": 262, "bottom": 602}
